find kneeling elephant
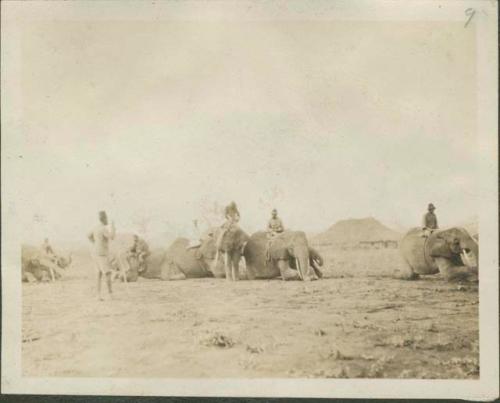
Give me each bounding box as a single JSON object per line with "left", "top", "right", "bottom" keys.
{"left": 399, "top": 226, "right": 478, "bottom": 281}
{"left": 244, "top": 231, "right": 323, "bottom": 281}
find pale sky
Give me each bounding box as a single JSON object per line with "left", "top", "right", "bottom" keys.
{"left": 4, "top": 14, "right": 478, "bottom": 245}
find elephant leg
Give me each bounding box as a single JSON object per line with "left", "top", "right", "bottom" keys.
{"left": 311, "top": 261, "right": 323, "bottom": 279}
{"left": 125, "top": 270, "right": 138, "bottom": 283}
{"left": 246, "top": 263, "right": 256, "bottom": 280}
{"left": 49, "top": 267, "right": 56, "bottom": 282}
{"left": 231, "top": 253, "right": 240, "bottom": 281}
{"left": 224, "top": 251, "right": 232, "bottom": 281}
{"left": 167, "top": 262, "right": 187, "bottom": 281}
{"left": 277, "top": 259, "right": 299, "bottom": 281}
{"left": 39, "top": 257, "right": 60, "bottom": 282}
{"left": 435, "top": 257, "right": 476, "bottom": 282}
{"left": 434, "top": 257, "right": 454, "bottom": 280}
{"left": 169, "top": 272, "right": 187, "bottom": 280}
{"left": 393, "top": 257, "right": 420, "bottom": 280}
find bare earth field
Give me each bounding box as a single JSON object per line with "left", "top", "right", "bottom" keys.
{"left": 22, "top": 248, "right": 479, "bottom": 379}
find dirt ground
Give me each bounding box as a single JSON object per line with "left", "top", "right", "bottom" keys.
{"left": 22, "top": 248, "right": 479, "bottom": 379}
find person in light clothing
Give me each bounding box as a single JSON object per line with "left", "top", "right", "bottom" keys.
{"left": 88, "top": 211, "right": 116, "bottom": 300}
{"left": 267, "top": 209, "right": 284, "bottom": 236}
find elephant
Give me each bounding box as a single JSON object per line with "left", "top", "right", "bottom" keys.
{"left": 243, "top": 231, "right": 324, "bottom": 281}
{"left": 109, "top": 249, "right": 142, "bottom": 282}
{"left": 399, "top": 227, "right": 478, "bottom": 281}
{"left": 139, "top": 234, "right": 226, "bottom": 281}
{"left": 107, "top": 233, "right": 151, "bottom": 282}
{"left": 212, "top": 225, "right": 250, "bottom": 281}
{"left": 22, "top": 244, "right": 72, "bottom": 283}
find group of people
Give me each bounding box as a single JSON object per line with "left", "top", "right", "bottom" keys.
{"left": 86, "top": 203, "right": 287, "bottom": 300}
{"left": 35, "top": 237, "right": 64, "bottom": 281}
{"left": 85, "top": 201, "right": 441, "bottom": 300}
{"left": 218, "top": 201, "right": 285, "bottom": 235}
{"left": 87, "top": 211, "right": 152, "bottom": 300}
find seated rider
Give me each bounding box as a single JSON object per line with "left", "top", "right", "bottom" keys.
{"left": 422, "top": 203, "right": 438, "bottom": 238}
{"left": 216, "top": 201, "right": 240, "bottom": 250}
{"left": 223, "top": 201, "right": 240, "bottom": 229}
{"left": 38, "top": 238, "right": 61, "bottom": 280}
{"left": 266, "top": 209, "right": 284, "bottom": 261}
{"left": 267, "top": 209, "right": 284, "bottom": 238}
{"left": 127, "top": 235, "right": 150, "bottom": 273}
{"left": 41, "top": 238, "right": 57, "bottom": 261}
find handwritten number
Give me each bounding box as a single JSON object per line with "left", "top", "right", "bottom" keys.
{"left": 464, "top": 8, "right": 475, "bottom": 28}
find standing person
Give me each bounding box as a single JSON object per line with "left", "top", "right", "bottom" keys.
{"left": 88, "top": 211, "right": 116, "bottom": 300}
{"left": 422, "top": 203, "right": 438, "bottom": 237}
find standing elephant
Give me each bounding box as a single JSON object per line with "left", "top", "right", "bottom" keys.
{"left": 399, "top": 227, "right": 478, "bottom": 281}
{"left": 212, "top": 225, "right": 249, "bottom": 281}
{"left": 243, "top": 231, "right": 323, "bottom": 281}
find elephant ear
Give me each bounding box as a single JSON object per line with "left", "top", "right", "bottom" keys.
{"left": 429, "top": 239, "right": 453, "bottom": 259}
{"left": 236, "top": 229, "right": 250, "bottom": 246}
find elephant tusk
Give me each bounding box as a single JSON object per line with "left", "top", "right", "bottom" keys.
{"left": 295, "top": 257, "right": 304, "bottom": 280}
{"left": 461, "top": 250, "right": 475, "bottom": 268}
{"left": 211, "top": 250, "right": 219, "bottom": 273}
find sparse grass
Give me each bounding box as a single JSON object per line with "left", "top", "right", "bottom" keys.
{"left": 314, "top": 246, "right": 404, "bottom": 278}
{"left": 22, "top": 247, "right": 479, "bottom": 379}
{"left": 200, "top": 332, "right": 235, "bottom": 348}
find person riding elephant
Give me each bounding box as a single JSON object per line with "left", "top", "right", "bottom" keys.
{"left": 422, "top": 203, "right": 438, "bottom": 237}
{"left": 210, "top": 201, "right": 249, "bottom": 281}
{"left": 22, "top": 244, "right": 72, "bottom": 282}
{"left": 41, "top": 238, "right": 56, "bottom": 259}
{"left": 106, "top": 233, "right": 148, "bottom": 283}
{"left": 244, "top": 231, "right": 323, "bottom": 281}
{"left": 212, "top": 224, "right": 249, "bottom": 281}
{"left": 399, "top": 226, "right": 478, "bottom": 281}
{"left": 267, "top": 209, "right": 284, "bottom": 236}
{"left": 215, "top": 201, "right": 240, "bottom": 247}
{"left": 126, "top": 234, "right": 150, "bottom": 275}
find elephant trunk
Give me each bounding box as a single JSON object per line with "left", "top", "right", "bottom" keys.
{"left": 57, "top": 253, "right": 72, "bottom": 268}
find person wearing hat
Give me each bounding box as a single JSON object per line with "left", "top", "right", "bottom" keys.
{"left": 422, "top": 203, "right": 438, "bottom": 237}
{"left": 266, "top": 209, "right": 285, "bottom": 261}
{"left": 267, "top": 208, "right": 284, "bottom": 236}
{"left": 224, "top": 201, "right": 240, "bottom": 227}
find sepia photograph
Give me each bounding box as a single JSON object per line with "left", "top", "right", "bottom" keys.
{"left": 1, "top": 0, "right": 498, "bottom": 399}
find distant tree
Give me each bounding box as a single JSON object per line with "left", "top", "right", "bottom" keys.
{"left": 199, "top": 200, "right": 224, "bottom": 229}
{"left": 132, "top": 215, "right": 152, "bottom": 237}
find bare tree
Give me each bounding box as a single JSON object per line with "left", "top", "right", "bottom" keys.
{"left": 258, "top": 186, "right": 285, "bottom": 211}
{"left": 198, "top": 200, "right": 224, "bottom": 230}
{"left": 132, "top": 214, "right": 152, "bottom": 236}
